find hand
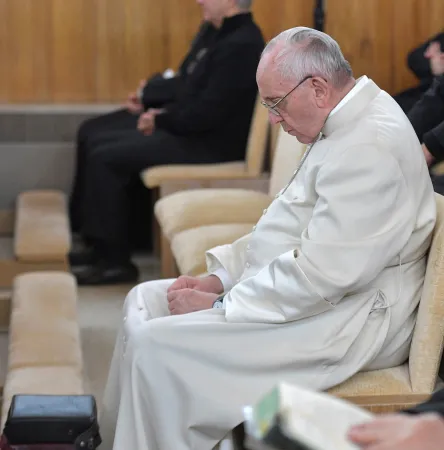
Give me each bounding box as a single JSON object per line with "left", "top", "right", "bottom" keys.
{"left": 348, "top": 413, "right": 444, "bottom": 449}
{"left": 167, "top": 289, "right": 219, "bottom": 315}
{"left": 137, "top": 108, "right": 166, "bottom": 135}
{"left": 125, "top": 92, "right": 143, "bottom": 114}
{"left": 137, "top": 111, "right": 156, "bottom": 135}
{"left": 167, "top": 275, "right": 224, "bottom": 295}
{"left": 422, "top": 143, "right": 435, "bottom": 166}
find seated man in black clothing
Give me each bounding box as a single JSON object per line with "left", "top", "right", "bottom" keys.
{"left": 408, "top": 69, "right": 444, "bottom": 194}
{"left": 349, "top": 388, "right": 444, "bottom": 449}
{"left": 71, "top": 0, "right": 264, "bottom": 286}
{"left": 394, "top": 31, "right": 444, "bottom": 113}
{"left": 69, "top": 73, "right": 179, "bottom": 234}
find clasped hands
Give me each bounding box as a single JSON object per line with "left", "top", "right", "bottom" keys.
{"left": 124, "top": 79, "right": 165, "bottom": 135}
{"left": 137, "top": 108, "right": 165, "bottom": 136}
{"left": 166, "top": 275, "right": 223, "bottom": 316}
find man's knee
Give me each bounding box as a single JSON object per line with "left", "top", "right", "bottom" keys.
{"left": 86, "top": 145, "right": 115, "bottom": 168}
{"left": 77, "top": 116, "right": 101, "bottom": 144}
{"left": 124, "top": 279, "right": 175, "bottom": 319}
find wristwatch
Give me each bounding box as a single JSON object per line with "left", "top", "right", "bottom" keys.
{"left": 212, "top": 295, "right": 225, "bottom": 309}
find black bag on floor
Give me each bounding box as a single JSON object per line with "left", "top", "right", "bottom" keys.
{"left": 0, "top": 395, "right": 101, "bottom": 450}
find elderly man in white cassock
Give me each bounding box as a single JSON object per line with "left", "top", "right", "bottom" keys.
{"left": 100, "top": 27, "right": 436, "bottom": 450}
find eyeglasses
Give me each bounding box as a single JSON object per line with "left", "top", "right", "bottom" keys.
{"left": 261, "top": 75, "right": 313, "bottom": 116}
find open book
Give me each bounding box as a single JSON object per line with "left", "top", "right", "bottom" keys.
{"left": 243, "top": 382, "right": 374, "bottom": 450}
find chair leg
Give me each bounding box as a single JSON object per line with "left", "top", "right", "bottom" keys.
{"left": 161, "top": 233, "right": 180, "bottom": 279}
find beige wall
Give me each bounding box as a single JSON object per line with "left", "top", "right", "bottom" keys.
{"left": 0, "top": 0, "right": 442, "bottom": 103}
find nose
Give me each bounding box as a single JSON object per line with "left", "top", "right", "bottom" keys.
{"left": 269, "top": 112, "right": 283, "bottom": 125}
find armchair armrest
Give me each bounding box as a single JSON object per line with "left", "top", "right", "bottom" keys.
{"left": 142, "top": 161, "right": 255, "bottom": 189}
{"left": 159, "top": 176, "right": 270, "bottom": 198}
{"left": 155, "top": 188, "right": 271, "bottom": 239}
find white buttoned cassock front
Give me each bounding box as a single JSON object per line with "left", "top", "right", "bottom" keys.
{"left": 99, "top": 78, "right": 436, "bottom": 450}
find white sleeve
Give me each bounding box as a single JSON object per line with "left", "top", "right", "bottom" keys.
{"left": 210, "top": 268, "right": 234, "bottom": 292}
{"left": 205, "top": 233, "right": 252, "bottom": 284}
{"left": 224, "top": 146, "right": 416, "bottom": 324}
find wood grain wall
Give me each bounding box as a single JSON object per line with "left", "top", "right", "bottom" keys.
{"left": 0, "top": 0, "right": 442, "bottom": 103}
{"left": 326, "top": 0, "right": 444, "bottom": 93}
{"left": 0, "top": 0, "right": 312, "bottom": 103}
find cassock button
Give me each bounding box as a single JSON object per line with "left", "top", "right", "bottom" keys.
{"left": 246, "top": 262, "right": 250, "bottom": 268}
{"left": 246, "top": 245, "right": 251, "bottom": 251}
{"left": 123, "top": 336, "right": 127, "bottom": 344}
{"left": 123, "top": 316, "right": 127, "bottom": 322}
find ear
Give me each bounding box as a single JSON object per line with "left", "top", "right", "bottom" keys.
{"left": 311, "top": 77, "right": 329, "bottom": 107}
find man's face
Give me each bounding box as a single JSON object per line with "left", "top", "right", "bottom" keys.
{"left": 257, "top": 53, "right": 330, "bottom": 144}
{"left": 196, "top": 0, "right": 232, "bottom": 26}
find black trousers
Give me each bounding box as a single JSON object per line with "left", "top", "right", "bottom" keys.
{"left": 70, "top": 108, "right": 138, "bottom": 232}
{"left": 77, "top": 121, "right": 222, "bottom": 263}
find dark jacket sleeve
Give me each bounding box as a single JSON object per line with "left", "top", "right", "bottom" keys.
{"left": 142, "top": 75, "right": 180, "bottom": 109}
{"left": 154, "top": 42, "right": 260, "bottom": 135}
{"left": 408, "top": 75, "right": 444, "bottom": 161}
{"left": 404, "top": 389, "right": 444, "bottom": 417}
{"left": 407, "top": 32, "right": 444, "bottom": 81}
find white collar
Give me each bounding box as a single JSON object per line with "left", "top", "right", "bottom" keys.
{"left": 329, "top": 75, "right": 370, "bottom": 117}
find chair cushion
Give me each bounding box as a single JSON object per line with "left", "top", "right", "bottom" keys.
{"left": 171, "top": 224, "right": 254, "bottom": 276}
{"left": 142, "top": 162, "right": 250, "bottom": 188}
{"left": 8, "top": 273, "right": 82, "bottom": 371}
{"left": 155, "top": 189, "right": 271, "bottom": 239}
{"left": 14, "top": 190, "right": 71, "bottom": 263}
{"left": 328, "top": 364, "right": 432, "bottom": 411}
{"left": 2, "top": 366, "right": 83, "bottom": 429}
{"left": 329, "top": 365, "right": 412, "bottom": 398}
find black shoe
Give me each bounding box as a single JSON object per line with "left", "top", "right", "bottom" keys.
{"left": 74, "top": 262, "right": 139, "bottom": 286}
{"left": 69, "top": 247, "right": 99, "bottom": 266}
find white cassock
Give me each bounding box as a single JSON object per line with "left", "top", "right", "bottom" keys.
{"left": 100, "top": 77, "right": 436, "bottom": 450}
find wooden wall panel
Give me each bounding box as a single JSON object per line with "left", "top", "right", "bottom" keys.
{"left": 325, "top": 0, "right": 393, "bottom": 92}
{"left": 0, "top": 0, "right": 312, "bottom": 103}
{"left": 393, "top": 0, "right": 444, "bottom": 93}
{"left": 1, "top": 0, "right": 442, "bottom": 103}
{"left": 2, "top": 0, "right": 53, "bottom": 102}
{"left": 51, "top": 0, "right": 97, "bottom": 102}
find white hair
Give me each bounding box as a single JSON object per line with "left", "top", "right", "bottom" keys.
{"left": 263, "top": 27, "right": 353, "bottom": 88}
{"left": 236, "top": 0, "right": 252, "bottom": 9}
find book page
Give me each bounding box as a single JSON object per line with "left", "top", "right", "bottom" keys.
{"left": 279, "top": 383, "right": 374, "bottom": 450}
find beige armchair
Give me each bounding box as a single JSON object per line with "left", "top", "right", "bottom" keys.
{"left": 327, "top": 193, "right": 444, "bottom": 412}
{"left": 158, "top": 129, "right": 306, "bottom": 277}
{"left": 140, "top": 96, "right": 271, "bottom": 255}
{"left": 140, "top": 96, "right": 271, "bottom": 192}
{"left": 229, "top": 193, "right": 444, "bottom": 449}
